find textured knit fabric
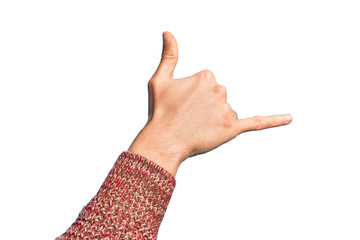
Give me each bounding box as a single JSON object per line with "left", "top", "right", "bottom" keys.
{"left": 56, "top": 151, "right": 176, "bottom": 240}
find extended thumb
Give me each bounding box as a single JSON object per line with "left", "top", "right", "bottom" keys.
{"left": 153, "top": 31, "right": 178, "bottom": 80}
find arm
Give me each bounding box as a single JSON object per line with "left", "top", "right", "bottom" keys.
{"left": 56, "top": 31, "right": 292, "bottom": 239}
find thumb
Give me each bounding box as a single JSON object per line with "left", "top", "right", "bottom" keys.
{"left": 152, "top": 31, "right": 179, "bottom": 80}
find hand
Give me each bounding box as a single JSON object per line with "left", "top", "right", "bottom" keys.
{"left": 128, "top": 31, "right": 292, "bottom": 177}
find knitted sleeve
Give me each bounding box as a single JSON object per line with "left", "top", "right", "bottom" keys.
{"left": 56, "top": 151, "right": 176, "bottom": 240}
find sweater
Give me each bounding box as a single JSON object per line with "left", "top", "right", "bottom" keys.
{"left": 56, "top": 151, "right": 176, "bottom": 240}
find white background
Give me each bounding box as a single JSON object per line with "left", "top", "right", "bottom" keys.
{"left": 0, "top": 1, "right": 359, "bottom": 239}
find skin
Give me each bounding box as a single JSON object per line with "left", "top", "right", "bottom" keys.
{"left": 128, "top": 31, "right": 292, "bottom": 177}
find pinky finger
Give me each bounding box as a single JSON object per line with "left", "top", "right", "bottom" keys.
{"left": 236, "top": 114, "right": 293, "bottom": 134}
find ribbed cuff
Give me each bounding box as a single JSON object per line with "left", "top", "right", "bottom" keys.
{"left": 120, "top": 151, "right": 176, "bottom": 188}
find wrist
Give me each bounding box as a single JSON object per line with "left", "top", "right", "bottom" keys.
{"left": 128, "top": 123, "right": 188, "bottom": 177}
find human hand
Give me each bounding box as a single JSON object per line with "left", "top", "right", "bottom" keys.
{"left": 128, "top": 31, "right": 292, "bottom": 177}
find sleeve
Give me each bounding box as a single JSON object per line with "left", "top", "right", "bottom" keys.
{"left": 56, "top": 151, "right": 176, "bottom": 240}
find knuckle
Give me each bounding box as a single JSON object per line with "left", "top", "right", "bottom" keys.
{"left": 200, "top": 69, "right": 215, "bottom": 80}
{"left": 221, "top": 104, "right": 234, "bottom": 128}
{"left": 221, "top": 115, "right": 232, "bottom": 128}
{"left": 215, "top": 85, "right": 227, "bottom": 96}
{"left": 223, "top": 103, "right": 232, "bottom": 113}
{"left": 222, "top": 119, "right": 233, "bottom": 129}
{"left": 252, "top": 116, "right": 263, "bottom": 130}
{"left": 162, "top": 50, "right": 177, "bottom": 60}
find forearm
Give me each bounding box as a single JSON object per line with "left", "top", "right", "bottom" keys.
{"left": 56, "top": 151, "right": 176, "bottom": 239}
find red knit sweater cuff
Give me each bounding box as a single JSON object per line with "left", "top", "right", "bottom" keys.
{"left": 56, "top": 151, "right": 176, "bottom": 239}
{"left": 120, "top": 151, "right": 176, "bottom": 188}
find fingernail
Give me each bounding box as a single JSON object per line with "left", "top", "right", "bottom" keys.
{"left": 283, "top": 114, "right": 293, "bottom": 122}
{"left": 163, "top": 31, "right": 171, "bottom": 44}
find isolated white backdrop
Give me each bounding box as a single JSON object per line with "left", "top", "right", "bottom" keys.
{"left": 0, "top": 1, "right": 359, "bottom": 239}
